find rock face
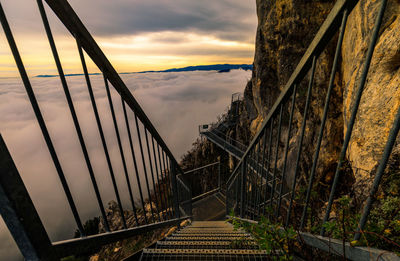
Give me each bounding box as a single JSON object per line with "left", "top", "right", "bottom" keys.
{"left": 249, "top": 0, "right": 334, "bottom": 133}
{"left": 182, "top": 0, "right": 400, "bottom": 210}
{"left": 240, "top": 0, "right": 400, "bottom": 199}
{"left": 244, "top": 0, "right": 345, "bottom": 194}
{"left": 341, "top": 0, "right": 400, "bottom": 190}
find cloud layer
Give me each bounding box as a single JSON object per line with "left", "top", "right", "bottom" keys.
{"left": 0, "top": 69, "right": 251, "bottom": 260}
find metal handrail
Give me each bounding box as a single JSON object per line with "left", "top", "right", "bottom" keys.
{"left": 183, "top": 161, "right": 220, "bottom": 175}
{"left": 182, "top": 161, "right": 223, "bottom": 198}
{"left": 226, "top": 0, "right": 400, "bottom": 259}
{"left": 0, "top": 0, "right": 191, "bottom": 260}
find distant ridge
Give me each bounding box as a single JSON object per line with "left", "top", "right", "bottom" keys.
{"left": 136, "top": 64, "right": 252, "bottom": 73}
{"left": 35, "top": 64, "right": 253, "bottom": 78}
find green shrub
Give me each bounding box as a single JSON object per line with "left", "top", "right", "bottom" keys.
{"left": 228, "top": 210, "right": 296, "bottom": 260}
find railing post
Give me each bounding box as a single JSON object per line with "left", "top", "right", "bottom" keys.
{"left": 170, "top": 160, "right": 181, "bottom": 220}
{"left": 218, "top": 160, "right": 221, "bottom": 191}
{"left": 0, "top": 135, "right": 54, "bottom": 260}
{"left": 226, "top": 185, "right": 230, "bottom": 216}
{"left": 240, "top": 159, "right": 247, "bottom": 218}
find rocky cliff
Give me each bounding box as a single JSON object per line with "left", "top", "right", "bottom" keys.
{"left": 182, "top": 0, "right": 400, "bottom": 223}
{"left": 341, "top": 0, "right": 400, "bottom": 197}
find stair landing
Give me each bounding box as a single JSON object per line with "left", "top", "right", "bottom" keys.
{"left": 192, "top": 192, "right": 226, "bottom": 221}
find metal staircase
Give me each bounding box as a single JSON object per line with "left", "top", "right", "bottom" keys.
{"left": 1, "top": 0, "right": 400, "bottom": 260}
{"left": 200, "top": 128, "right": 244, "bottom": 160}
{"left": 139, "top": 221, "right": 269, "bottom": 260}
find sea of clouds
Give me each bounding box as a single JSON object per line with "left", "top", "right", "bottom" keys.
{"left": 0, "top": 69, "right": 251, "bottom": 260}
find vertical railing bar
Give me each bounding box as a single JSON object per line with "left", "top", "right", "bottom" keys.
{"left": 257, "top": 129, "right": 268, "bottom": 218}
{"left": 144, "top": 129, "right": 161, "bottom": 222}
{"left": 3, "top": 0, "right": 84, "bottom": 235}
{"left": 169, "top": 160, "right": 181, "bottom": 219}
{"left": 121, "top": 100, "right": 146, "bottom": 226}
{"left": 247, "top": 149, "right": 255, "bottom": 218}
{"left": 76, "top": 39, "right": 112, "bottom": 232}
{"left": 235, "top": 170, "right": 240, "bottom": 215}
{"left": 263, "top": 119, "right": 274, "bottom": 216}
{"left": 160, "top": 149, "right": 170, "bottom": 219}
{"left": 74, "top": 50, "right": 126, "bottom": 231}
{"left": 134, "top": 115, "right": 156, "bottom": 222}
{"left": 255, "top": 137, "right": 263, "bottom": 219}
{"left": 41, "top": 0, "right": 109, "bottom": 235}
{"left": 158, "top": 143, "right": 172, "bottom": 219}
{"left": 240, "top": 160, "right": 247, "bottom": 218}
{"left": 162, "top": 150, "right": 173, "bottom": 218}
{"left": 152, "top": 137, "right": 166, "bottom": 221}
{"left": 104, "top": 75, "right": 133, "bottom": 228}
{"left": 354, "top": 106, "right": 400, "bottom": 240}
{"left": 270, "top": 103, "right": 284, "bottom": 212}
{"left": 247, "top": 149, "right": 253, "bottom": 218}
{"left": 321, "top": 0, "right": 388, "bottom": 236}
{"left": 255, "top": 136, "right": 264, "bottom": 219}
{"left": 249, "top": 154, "right": 254, "bottom": 219}
{"left": 163, "top": 150, "right": 176, "bottom": 217}
{"left": 276, "top": 84, "right": 297, "bottom": 218}
{"left": 233, "top": 173, "right": 240, "bottom": 215}
{"left": 250, "top": 145, "right": 259, "bottom": 219}
{"left": 226, "top": 178, "right": 231, "bottom": 215}
{"left": 285, "top": 55, "right": 317, "bottom": 228}
{"left": 300, "top": 10, "right": 349, "bottom": 231}
{"left": 156, "top": 144, "right": 168, "bottom": 219}
{"left": 254, "top": 131, "right": 265, "bottom": 218}
{"left": 163, "top": 150, "right": 175, "bottom": 218}
{"left": 218, "top": 161, "right": 221, "bottom": 191}
{"left": 249, "top": 150, "right": 255, "bottom": 218}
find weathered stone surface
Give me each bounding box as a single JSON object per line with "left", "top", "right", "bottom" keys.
{"left": 341, "top": 0, "right": 400, "bottom": 186}
{"left": 240, "top": 0, "right": 400, "bottom": 198}
{"left": 181, "top": 0, "right": 400, "bottom": 215}
{"left": 248, "top": 0, "right": 344, "bottom": 191}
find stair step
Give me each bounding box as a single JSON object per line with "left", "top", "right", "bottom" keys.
{"left": 184, "top": 226, "right": 234, "bottom": 229}
{"left": 190, "top": 221, "right": 230, "bottom": 226}
{"left": 179, "top": 228, "right": 238, "bottom": 232}
{"left": 176, "top": 230, "right": 246, "bottom": 235}
{"left": 139, "top": 221, "right": 264, "bottom": 260}
{"left": 165, "top": 236, "right": 252, "bottom": 241}
{"left": 170, "top": 233, "right": 250, "bottom": 237}
{"left": 140, "top": 248, "right": 269, "bottom": 260}
{"left": 142, "top": 248, "right": 267, "bottom": 255}
{"left": 156, "top": 241, "right": 258, "bottom": 249}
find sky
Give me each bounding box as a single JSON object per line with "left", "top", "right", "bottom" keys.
{"left": 0, "top": 0, "right": 257, "bottom": 77}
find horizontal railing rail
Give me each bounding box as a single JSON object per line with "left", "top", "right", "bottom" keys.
{"left": 226, "top": 0, "right": 400, "bottom": 259}
{"left": 183, "top": 161, "right": 220, "bottom": 175}
{"left": 0, "top": 0, "right": 191, "bottom": 260}
{"left": 182, "top": 161, "right": 223, "bottom": 198}
{"left": 199, "top": 122, "right": 247, "bottom": 152}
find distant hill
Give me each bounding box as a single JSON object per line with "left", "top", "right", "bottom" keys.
{"left": 135, "top": 64, "right": 252, "bottom": 73}
{"left": 35, "top": 64, "right": 253, "bottom": 78}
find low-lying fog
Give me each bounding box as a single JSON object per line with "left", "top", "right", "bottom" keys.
{"left": 0, "top": 69, "right": 251, "bottom": 260}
